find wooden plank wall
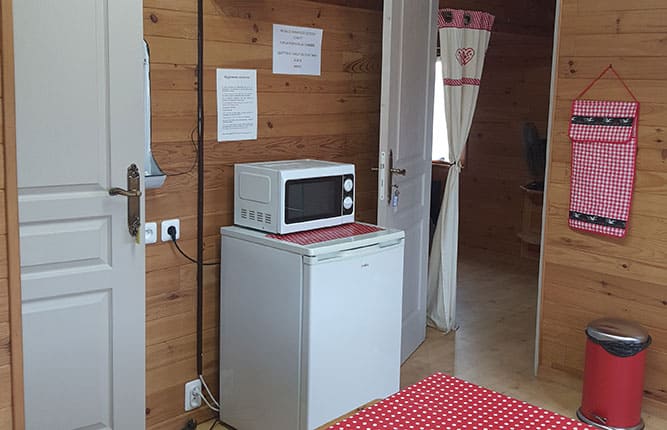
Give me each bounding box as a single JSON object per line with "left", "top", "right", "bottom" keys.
{"left": 0, "top": 11, "right": 13, "bottom": 429}
{"left": 0, "top": 30, "right": 12, "bottom": 430}
{"left": 440, "top": 0, "right": 555, "bottom": 257}
{"left": 1, "top": 2, "right": 24, "bottom": 427}
{"left": 143, "top": 0, "right": 382, "bottom": 427}
{"left": 540, "top": 0, "right": 667, "bottom": 410}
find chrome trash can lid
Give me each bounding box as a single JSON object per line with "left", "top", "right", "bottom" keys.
{"left": 586, "top": 318, "right": 651, "bottom": 357}
{"left": 587, "top": 318, "right": 649, "bottom": 343}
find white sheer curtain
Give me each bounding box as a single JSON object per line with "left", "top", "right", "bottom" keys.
{"left": 427, "top": 9, "right": 494, "bottom": 332}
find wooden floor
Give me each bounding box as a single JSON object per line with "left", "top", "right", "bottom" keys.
{"left": 201, "top": 249, "right": 667, "bottom": 429}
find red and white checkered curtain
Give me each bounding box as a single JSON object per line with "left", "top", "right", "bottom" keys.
{"left": 427, "top": 9, "right": 494, "bottom": 332}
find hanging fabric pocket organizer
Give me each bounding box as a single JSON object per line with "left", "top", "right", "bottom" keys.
{"left": 568, "top": 65, "right": 639, "bottom": 238}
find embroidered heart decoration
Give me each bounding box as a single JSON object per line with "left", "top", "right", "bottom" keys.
{"left": 456, "top": 48, "right": 475, "bottom": 66}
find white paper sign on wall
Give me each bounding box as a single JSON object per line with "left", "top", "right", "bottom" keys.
{"left": 216, "top": 69, "right": 258, "bottom": 142}
{"left": 273, "top": 24, "right": 323, "bottom": 76}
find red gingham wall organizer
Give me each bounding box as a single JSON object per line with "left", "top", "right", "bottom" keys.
{"left": 568, "top": 65, "right": 639, "bottom": 238}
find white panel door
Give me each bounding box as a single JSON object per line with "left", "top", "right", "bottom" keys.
{"left": 13, "top": 0, "right": 146, "bottom": 428}
{"left": 377, "top": 0, "right": 437, "bottom": 362}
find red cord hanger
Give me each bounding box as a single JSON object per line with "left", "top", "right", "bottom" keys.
{"left": 576, "top": 64, "right": 638, "bottom": 102}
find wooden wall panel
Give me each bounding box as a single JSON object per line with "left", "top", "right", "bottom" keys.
{"left": 440, "top": 0, "right": 555, "bottom": 257}
{"left": 0, "top": 0, "right": 22, "bottom": 426}
{"left": 0, "top": 11, "right": 11, "bottom": 430}
{"left": 310, "top": 0, "right": 383, "bottom": 10}
{"left": 143, "top": 0, "right": 382, "bottom": 427}
{"left": 540, "top": 0, "right": 667, "bottom": 411}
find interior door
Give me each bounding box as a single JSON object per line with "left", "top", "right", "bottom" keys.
{"left": 377, "top": 0, "right": 437, "bottom": 362}
{"left": 13, "top": 0, "right": 146, "bottom": 428}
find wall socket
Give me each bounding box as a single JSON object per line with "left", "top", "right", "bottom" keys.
{"left": 184, "top": 379, "right": 202, "bottom": 411}
{"left": 161, "top": 218, "right": 180, "bottom": 242}
{"left": 145, "top": 222, "right": 158, "bottom": 244}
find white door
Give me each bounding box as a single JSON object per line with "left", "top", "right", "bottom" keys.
{"left": 377, "top": 0, "right": 437, "bottom": 362}
{"left": 13, "top": 0, "right": 146, "bottom": 428}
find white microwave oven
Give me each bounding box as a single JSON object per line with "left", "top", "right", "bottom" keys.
{"left": 234, "top": 159, "right": 355, "bottom": 234}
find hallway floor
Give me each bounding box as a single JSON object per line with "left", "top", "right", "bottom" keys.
{"left": 401, "top": 248, "right": 667, "bottom": 429}
{"left": 402, "top": 249, "right": 573, "bottom": 412}
{"left": 204, "top": 248, "right": 667, "bottom": 429}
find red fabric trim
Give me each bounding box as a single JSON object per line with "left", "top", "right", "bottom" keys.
{"left": 443, "top": 78, "right": 480, "bottom": 87}
{"left": 438, "top": 9, "right": 494, "bottom": 31}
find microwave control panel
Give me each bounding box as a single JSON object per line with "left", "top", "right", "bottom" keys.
{"left": 343, "top": 174, "right": 354, "bottom": 215}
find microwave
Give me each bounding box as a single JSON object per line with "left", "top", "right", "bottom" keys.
{"left": 234, "top": 159, "right": 355, "bottom": 234}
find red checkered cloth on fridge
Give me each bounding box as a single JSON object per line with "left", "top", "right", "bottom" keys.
{"left": 568, "top": 99, "right": 639, "bottom": 238}
{"left": 266, "top": 223, "right": 382, "bottom": 245}
{"left": 327, "top": 373, "right": 597, "bottom": 430}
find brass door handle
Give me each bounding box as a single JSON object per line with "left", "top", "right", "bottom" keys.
{"left": 110, "top": 163, "right": 142, "bottom": 239}
{"left": 390, "top": 168, "right": 406, "bottom": 175}
{"left": 371, "top": 167, "right": 405, "bottom": 175}
{"left": 109, "top": 188, "right": 142, "bottom": 198}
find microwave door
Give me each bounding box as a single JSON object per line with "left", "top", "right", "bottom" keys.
{"left": 285, "top": 176, "right": 342, "bottom": 224}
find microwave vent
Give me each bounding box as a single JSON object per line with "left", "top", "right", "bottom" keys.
{"left": 239, "top": 208, "right": 271, "bottom": 225}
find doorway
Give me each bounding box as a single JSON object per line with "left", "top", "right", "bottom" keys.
{"left": 381, "top": 0, "right": 559, "bottom": 391}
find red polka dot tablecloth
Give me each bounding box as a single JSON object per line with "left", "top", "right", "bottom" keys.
{"left": 267, "top": 223, "right": 383, "bottom": 245}
{"left": 328, "top": 373, "right": 596, "bottom": 430}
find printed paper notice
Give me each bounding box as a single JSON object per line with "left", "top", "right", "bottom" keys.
{"left": 273, "top": 24, "right": 323, "bottom": 76}
{"left": 216, "top": 69, "right": 257, "bottom": 142}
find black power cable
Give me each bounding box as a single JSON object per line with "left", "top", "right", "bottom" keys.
{"left": 162, "top": 125, "right": 199, "bottom": 177}
{"left": 167, "top": 227, "right": 219, "bottom": 266}
{"left": 196, "top": 0, "right": 205, "bottom": 379}
{"left": 208, "top": 418, "right": 240, "bottom": 430}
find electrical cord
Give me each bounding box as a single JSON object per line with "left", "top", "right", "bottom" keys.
{"left": 167, "top": 227, "right": 220, "bottom": 266}
{"left": 161, "top": 125, "right": 199, "bottom": 177}
{"left": 200, "top": 374, "right": 220, "bottom": 408}
{"left": 200, "top": 393, "right": 219, "bottom": 412}
{"left": 196, "top": 0, "right": 205, "bottom": 382}
{"left": 207, "top": 419, "right": 239, "bottom": 430}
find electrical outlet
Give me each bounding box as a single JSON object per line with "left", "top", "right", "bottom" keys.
{"left": 162, "top": 219, "right": 180, "bottom": 242}
{"left": 184, "top": 379, "right": 202, "bottom": 411}
{"left": 145, "top": 222, "right": 158, "bottom": 244}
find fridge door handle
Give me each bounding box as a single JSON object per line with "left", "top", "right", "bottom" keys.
{"left": 379, "top": 239, "right": 402, "bottom": 249}
{"left": 306, "top": 240, "right": 403, "bottom": 264}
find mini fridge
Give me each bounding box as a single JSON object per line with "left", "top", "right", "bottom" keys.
{"left": 219, "top": 223, "right": 405, "bottom": 430}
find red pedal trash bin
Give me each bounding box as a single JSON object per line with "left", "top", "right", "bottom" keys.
{"left": 578, "top": 318, "right": 651, "bottom": 430}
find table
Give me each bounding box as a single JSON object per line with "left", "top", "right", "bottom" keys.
{"left": 324, "top": 373, "right": 596, "bottom": 430}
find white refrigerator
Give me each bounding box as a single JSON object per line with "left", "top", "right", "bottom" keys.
{"left": 219, "top": 224, "right": 405, "bottom": 430}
